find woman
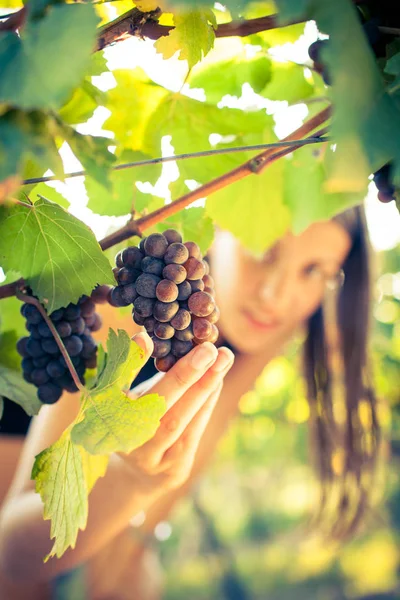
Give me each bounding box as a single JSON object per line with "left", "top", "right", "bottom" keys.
{"left": 0, "top": 205, "right": 379, "bottom": 599}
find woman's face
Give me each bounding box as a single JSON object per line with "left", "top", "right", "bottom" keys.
{"left": 209, "top": 221, "right": 352, "bottom": 355}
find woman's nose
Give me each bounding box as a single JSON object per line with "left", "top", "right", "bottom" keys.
{"left": 257, "top": 267, "right": 294, "bottom": 315}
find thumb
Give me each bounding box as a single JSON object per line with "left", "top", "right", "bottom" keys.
{"left": 131, "top": 330, "right": 154, "bottom": 363}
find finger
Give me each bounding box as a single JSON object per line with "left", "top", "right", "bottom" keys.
{"left": 147, "top": 342, "right": 219, "bottom": 411}
{"left": 131, "top": 330, "right": 153, "bottom": 361}
{"left": 162, "top": 381, "right": 223, "bottom": 468}
{"left": 143, "top": 347, "right": 234, "bottom": 458}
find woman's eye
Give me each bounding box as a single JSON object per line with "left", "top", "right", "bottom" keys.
{"left": 303, "top": 264, "right": 324, "bottom": 278}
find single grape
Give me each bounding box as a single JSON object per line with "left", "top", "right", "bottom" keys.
{"left": 144, "top": 233, "right": 168, "bottom": 258}
{"left": 170, "top": 308, "right": 191, "bottom": 331}
{"left": 64, "top": 304, "right": 81, "bottom": 320}
{"left": 154, "top": 322, "right": 175, "bottom": 340}
{"left": 16, "top": 337, "right": 30, "bottom": 357}
{"left": 193, "top": 318, "right": 212, "bottom": 340}
{"left": 204, "top": 286, "right": 215, "bottom": 297}
{"left": 198, "top": 324, "right": 219, "bottom": 344}
{"left": 84, "top": 314, "right": 96, "bottom": 328}
{"left": 70, "top": 317, "right": 86, "bottom": 336}
{"left": 23, "top": 371, "right": 33, "bottom": 384}
{"left": 112, "top": 267, "right": 120, "bottom": 282}
{"left": 64, "top": 335, "right": 84, "bottom": 357}
{"left": 38, "top": 383, "right": 63, "bottom": 404}
{"left": 171, "top": 338, "right": 194, "bottom": 358}
{"left": 50, "top": 308, "right": 64, "bottom": 321}
{"left": 184, "top": 241, "right": 201, "bottom": 259}
{"left": 204, "top": 306, "right": 220, "bottom": 324}
{"left": 118, "top": 267, "right": 140, "bottom": 286}
{"left": 80, "top": 335, "right": 97, "bottom": 359}
{"left": 46, "top": 359, "right": 66, "bottom": 378}
{"left": 153, "top": 300, "right": 179, "bottom": 323}
{"left": 183, "top": 257, "right": 205, "bottom": 280}
{"left": 378, "top": 191, "right": 394, "bottom": 203}
{"left": 120, "top": 283, "right": 138, "bottom": 305}
{"left": 109, "top": 286, "right": 130, "bottom": 307}
{"left": 27, "top": 323, "right": 41, "bottom": 339}
{"left": 122, "top": 246, "right": 143, "bottom": 269}
{"left": 33, "top": 355, "right": 51, "bottom": 368}
{"left": 115, "top": 251, "right": 124, "bottom": 268}
{"left": 163, "top": 229, "right": 182, "bottom": 244}
{"left": 31, "top": 368, "right": 50, "bottom": 386}
{"left": 21, "top": 356, "right": 34, "bottom": 374}
{"left": 143, "top": 317, "right": 156, "bottom": 334}
{"left": 174, "top": 324, "right": 194, "bottom": 342}
{"left": 25, "top": 305, "right": 43, "bottom": 325}
{"left": 203, "top": 260, "right": 210, "bottom": 275}
{"left": 91, "top": 285, "right": 112, "bottom": 304}
{"left": 202, "top": 274, "right": 214, "bottom": 288}
{"left": 56, "top": 320, "right": 72, "bottom": 338}
{"left": 27, "top": 338, "right": 46, "bottom": 357}
{"left": 133, "top": 311, "right": 146, "bottom": 326}
{"left": 89, "top": 313, "right": 102, "bottom": 332}
{"left": 85, "top": 354, "right": 97, "bottom": 369}
{"left": 141, "top": 256, "right": 164, "bottom": 276}
{"left": 164, "top": 243, "right": 189, "bottom": 265}
{"left": 162, "top": 263, "right": 187, "bottom": 284}
{"left": 139, "top": 238, "right": 146, "bottom": 253}
{"left": 80, "top": 299, "right": 96, "bottom": 318}
{"left": 136, "top": 273, "right": 161, "bottom": 298}
{"left": 133, "top": 296, "right": 155, "bottom": 318}
{"left": 177, "top": 281, "right": 192, "bottom": 301}
{"left": 41, "top": 339, "right": 59, "bottom": 354}
{"left": 151, "top": 337, "right": 171, "bottom": 358}
{"left": 308, "top": 39, "right": 327, "bottom": 62}
{"left": 188, "top": 291, "right": 215, "bottom": 317}
{"left": 156, "top": 279, "right": 179, "bottom": 303}
{"left": 155, "top": 354, "right": 176, "bottom": 372}
{"left": 190, "top": 279, "right": 205, "bottom": 293}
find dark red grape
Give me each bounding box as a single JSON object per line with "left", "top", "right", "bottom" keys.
{"left": 115, "top": 251, "right": 124, "bottom": 268}
{"left": 31, "top": 368, "right": 50, "bottom": 386}
{"left": 86, "top": 354, "right": 97, "bottom": 369}
{"left": 204, "top": 286, "right": 215, "bottom": 296}
{"left": 184, "top": 241, "right": 201, "bottom": 259}
{"left": 91, "top": 285, "right": 111, "bottom": 304}
{"left": 144, "top": 233, "right": 168, "bottom": 258}
{"left": 164, "top": 243, "right": 189, "bottom": 265}
{"left": 171, "top": 338, "right": 194, "bottom": 358}
{"left": 155, "top": 354, "right": 176, "bottom": 372}
{"left": 120, "top": 283, "right": 138, "bottom": 304}
{"left": 136, "top": 274, "right": 161, "bottom": 298}
{"left": 27, "top": 338, "right": 46, "bottom": 357}
{"left": 37, "top": 322, "right": 52, "bottom": 338}
{"left": 109, "top": 286, "right": 130, "bottom": 307}
{"left": 21, "top": 357, "right": 34, "bottom": 373}
{"left": 84, "top": 314, "right": 96, "bottom": 328}
{"left": 154, "top": 322, "right": 175, "bottom": 340}
{"left": 133, "top": 311, "right": 146, "bottom": 326}
{"left": 163, "top": 229, "right": 182, "bottom": 244}
{"left": 162, "top": 263, "right": 187, "bottom": 284}
{"left": 56, "top": 320, "right": 72, "bottom": 338}
{"left": 118, "top": 267, "right": 140, "bottom": 286}
{"left": 151, "top": 337, "right": 171, "bottom": 358}
{"left": 70, "top": 317, "right": 86, "bottom": 335}
{"left": 41, "top": 338, "right": 59, "bottom": 354}
{"left": 112, "top": 267, "right": 119, "bottom": 282}
{"left": 25, "top": 305, "right": 42, "bottom": 325}
{"left": 153, "top": 300, "right": 179, "bottom": 322}
{"left": 89, "top": 313, "right": 102, "bottom": 332}
{"left": 205, "top": 306, "right": 220, "bottom": 324}
{"left": 139, "top": 238, "right": 146, "bottom": 253}
{"left": 33, "top": 355, "right": 50, "bottom": 368}
{"left": 190, "top": 279, "right": 205, "bottom": 293}
{"left": 16, "top": 336, "right": 29, "bottom": 357}
{"left": 188, "top": 291, "right": 215, "bottom": 317}
{"left": 170, "top": 309, "right": 191, "bottom": 331}
{"left": 141, "top": 256, "right": 164, "bottom": 276}
{"left": 184, "top": 257, "right": 205, "bottom": 280}
{"left": 156, "top": 279, "right": 179, "bottom": 303}
{"left": 38, "top": 383, "right": 63, "bottom": 404}
{"left": 122, "top": 246, "right": 143, "bottom": 269}
{"left": 143, "top": 317, "right": 156, "bottom": 334}
{"left": 193, "top": 318, "right": 212, "bottom": 340}
{"left": 174, "top": 324, "right": 194, "bottom": 341}
{"left": 80, "top": 299, "right": 96, "bottom": 317}
{"left": 177, "top": 281, "right": 192, "bottom": 301}
{"left": 64, "top": 304, "right": 81, "bottom": 320}
{"left": 50, "top": 308, "right": 64, "bottom": 321}
{"left": 202, "top": 260, "right": 210, "bottom": 275}
{"left": 64, "top": 335, "right": 84, "bottom": 357}
{"left": 46, "top": 359, "right": 66, "bottom": 378}
{"left": 202, "top": 274, "right": 214, "bottom": 288}
{"left": 133, "top": 296, "right": 155, "bottom": 318}
{"left": 81, "top": 335, "right": 97, "bottom": 359}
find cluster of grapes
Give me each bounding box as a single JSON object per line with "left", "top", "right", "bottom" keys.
{"left": 108, "top": 229, "right": 220, "bottom": 372}
{"left": 373, "top": 163, "right": 396, "bottom": 203}
{"left": 17, "top": 295, "right": 101, "bottom": 404}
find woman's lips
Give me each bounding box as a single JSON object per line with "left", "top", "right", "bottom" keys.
{"left": 242, "top": 309, "right": 280, "bottom": 331}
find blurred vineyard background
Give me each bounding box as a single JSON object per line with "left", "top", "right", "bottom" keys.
{"left": 148, "top": 245, "right": 400, "bottom": 600}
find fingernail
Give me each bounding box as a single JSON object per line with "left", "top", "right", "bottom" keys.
{"left": 212, "top": 349, "right": 234, "bottom": 372}
{"left": 132, "top": 331, "right": 150, "bottom": 351}
{"left": 190, "top": 342, "right": 217, "bottom": 369}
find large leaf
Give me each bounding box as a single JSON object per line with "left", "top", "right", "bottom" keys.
{"left": 0, "top": 197, "right": 115, "bottom": 312}
{"left": 71, "top": 329, "right": 166, "bottom": 455}
{"left": 32, "top": 430, "right": 107, "bottom": 560}
{"left": 0, "top": 4, "right": 99, "bottom": 110}
{"left": 0, "top": 365, "right": 41, "bottom": 417}
{"left": 189, "top": 54, "right": 272, "bottom": 103}
{"left": 260, "top": 61, "right": 315, "bottom": 104}
{"left": 103, "top": 69, "right": 168, "bottom": 152}
{"left": 86, "top": 150, "right": 162, "bottom": 216}
{"left": 155, "top": 9, "right": 216, "bottom": 68}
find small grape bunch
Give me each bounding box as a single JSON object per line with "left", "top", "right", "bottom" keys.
{"left": 17, "top": 294, "right": 102, "bottom": 404}
{"left": 373, "top": 163, "right": 396, "bottom": 203}
{"left": 108, "top": 229, "right": 220, "bottom": 372}
{"left": 308, "top": 39, "right": 331, "bottom": 85}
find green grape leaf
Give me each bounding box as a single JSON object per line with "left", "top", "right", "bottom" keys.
{"left": 59, "top": 83, "right": 99, "bottom": 127}
{"left": 260, "top": 61, "right": 314, "bottom": 104}
{"left": 0, "top": 197, "right": 115, "bottom": 313}
{"left": 104, "top": 69, "right": 168, "bottom": 152}
{"left": 283, "top": 145, "right": 365, "bottom": 234}
{"left": 30, "top": 183, "right": 70, "bottom": 209}
{"left": 189, "top": 54, "right": 272, "bottom": 103}
{"left": 71, "top": 329, "right": 166, "bottom": 455}
{"left": 61, "top": 126, "right": 116, "bottom": 191}
{"left": 32, "top": 429, "right": 108, "bottom": 560}
{"left": 155, "top": 9, "right": 216, "bottom": 68}
{"left": 155, "top": 206, "right": 214, "bottom": 255}
{"left": 86, "top": 150, "right": 162, "bottom": 216}
{"left": 0, "top": 365, "right": 41, "bottom": 417}
{"left": 0, "top": 4, "right": 99, "bottom": 110}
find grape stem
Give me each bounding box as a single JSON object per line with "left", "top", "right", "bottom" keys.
{"left": 15, "top": 290, "right": 85, "bottom": 393}
{"left": 0, "top": 106, "right": 331, "bottom": 296}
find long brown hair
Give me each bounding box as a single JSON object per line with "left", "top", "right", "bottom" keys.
{"left": 303, "top": 204, "right": 380, "bottom": 538}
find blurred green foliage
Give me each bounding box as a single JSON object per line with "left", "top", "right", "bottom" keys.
{"left": 156, "top": 247, "right": 400, "bottom": 600}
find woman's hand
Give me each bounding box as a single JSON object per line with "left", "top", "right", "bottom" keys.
{"left": 119, "top": 332, "right": 234, "bottom": 495}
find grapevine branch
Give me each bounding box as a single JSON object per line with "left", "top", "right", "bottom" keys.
{"left": 15, "top": 290, "right": 84, "bottom": 392}
{"left": 21, "top": 137, "right": 329, "bottom": 186}
{"left": 0, "top": 106, "right": 331, "bottom": 297}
